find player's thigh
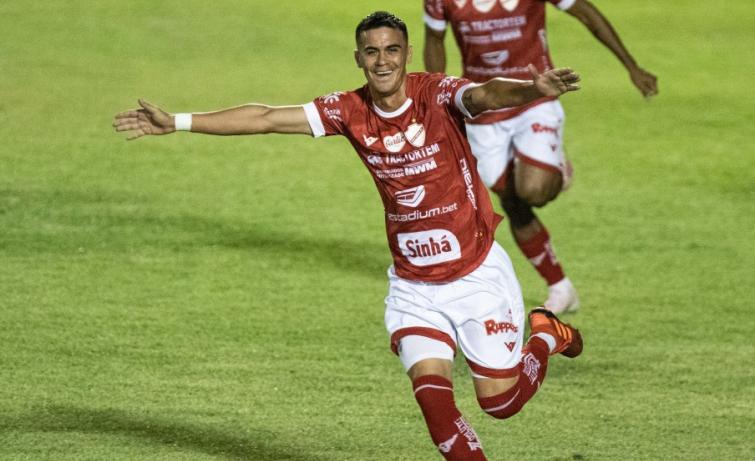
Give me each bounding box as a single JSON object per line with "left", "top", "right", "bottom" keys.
{"left": 385, "top": 268, "right": 458, "bottom": 372}
{"left": 511, "top": 101, "right": 566, "bottom": 202}
{"left": 465, "top": 121, "right": 515, "bottom": 188}
{"left": 442, "top": 243, "right": 526, "bottom": 379}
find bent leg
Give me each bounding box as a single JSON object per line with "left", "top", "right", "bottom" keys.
{"left": 500, "top": 168, "right": 572, "bottom": 306}
{"left": 474, "top": 336, "right": 551, "bottom": 420}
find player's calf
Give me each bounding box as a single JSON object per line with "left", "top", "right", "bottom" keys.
{"left": 413, "top": 375, "right": 488, "bottom": 460}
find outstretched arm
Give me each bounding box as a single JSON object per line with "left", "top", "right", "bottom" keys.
{"left": 565, "top": 0, "right": 658, "bottom": 97}
{"left": 424, "top": 25, "right": 447, "bottom": 74}
{"left": 462, "top": 65, "right": 580, "bottom": 118}
{"left": 113, "top": 99, "right": 312, "bottom": 141}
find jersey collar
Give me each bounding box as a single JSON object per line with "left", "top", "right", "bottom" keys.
{"left": 372, "top": 98, "right": 413, "bottom": 119}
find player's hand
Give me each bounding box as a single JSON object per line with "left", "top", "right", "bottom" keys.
{"left": 629, "top": 67, "right": 658, "bottom": 98}
{"left": 530, "top": 64, "right": 580, "bottom": 97}
{"left": 113, "top": 99, "right": 175, "bottom": 140}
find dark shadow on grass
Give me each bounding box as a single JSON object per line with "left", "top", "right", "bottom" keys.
{"left": 0, "top": 187, "right": 390, "bottom": 278}
{"left": 1, "top": 405, "right": 321, "bottom": 461}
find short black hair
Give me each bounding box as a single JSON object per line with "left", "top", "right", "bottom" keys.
{"left": 355, "top": 11, "right": 408, "bottom": 45}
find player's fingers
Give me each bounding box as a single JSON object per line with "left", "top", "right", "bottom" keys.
{"left": 552, "top": 67, "right": 574, "bottom": 76}
{"left": 566, "top": 83, "right": 581, "bottom": 92}
{"left": 126, "top": 129, "right": 145, "bottom": 141}
{"left": 528, "top": 63, "right": 539, "bottom": 79}
{"left": 114, "top": 121, "right": 140, "bottom": 132}
{"left": 138, "top": 99, "right": 160, "bottom": 115}
{"left": 562, "top": 73, "right": 580, "bottom": 83}
{"left": 114, "top": 110, "right": 141, "bottom": 119}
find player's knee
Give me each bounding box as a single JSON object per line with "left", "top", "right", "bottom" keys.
{"left": 478, "top": 397, "right": 524, "bottom": 420}
{"left": 515, "top": 181, "right": 558, "bottom": 207}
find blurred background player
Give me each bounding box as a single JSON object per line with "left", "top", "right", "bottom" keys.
{"left": 423, "top": 0, "right": 658, "bottom": 313}
{"left": 114, "top": 11, "right": 583, "bottom": 460}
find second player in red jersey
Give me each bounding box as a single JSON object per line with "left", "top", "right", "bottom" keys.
{"left": 424, "top": 0, "right": 658, "bottom": 313}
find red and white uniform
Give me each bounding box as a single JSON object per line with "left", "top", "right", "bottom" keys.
{"left": 424, "top": 0, "right": 576, "bottom": 186}
{"left": 304, "top": 72, "right": 501, "bottom": 283}
{"left": 304, "top": 73, "right": 525, "bottom": 378}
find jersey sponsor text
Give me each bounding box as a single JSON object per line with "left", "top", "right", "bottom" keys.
{"left": 398, "top": 229, "right": 461, "bottom": 266}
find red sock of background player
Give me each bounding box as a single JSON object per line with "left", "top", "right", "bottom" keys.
{"left": 477, "top": 336, "right": 552, "bottom": 419}
{"left": 517, "top": 226, "right": 565, "bottom": 286}
{"left": 413, "top": 375, "right": 487, "bottom": 460}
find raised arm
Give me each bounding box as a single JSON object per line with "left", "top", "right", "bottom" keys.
{"left": 462, "top": 65, "right": 580, "bottom": 118}
{"left": 565, "top": 0, "right": 657, "bottom": 97}
{"left": 423, "top": 25, "right": 447, "bottom": 74}
{"left": 113, "top": 99, "right": 312, "bottom": 141}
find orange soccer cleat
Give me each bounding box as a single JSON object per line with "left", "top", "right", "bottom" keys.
{"left": 528, "top": 308, "right": 583, "bottom": 358}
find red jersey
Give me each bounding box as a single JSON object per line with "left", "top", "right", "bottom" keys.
{"left": 424, "top": 0, "right": 575, "bottom": 123}
{"left": 304, "top": 72, "right": 502, "bottom": 283}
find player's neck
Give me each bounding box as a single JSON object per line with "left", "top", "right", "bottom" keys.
{"left": 370, "top": 81, "right": 409, "bottom": 113}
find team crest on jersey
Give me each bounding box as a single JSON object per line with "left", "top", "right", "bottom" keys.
{"left": 481, "top": 50, "right": 510, "bottom": 66}
{"left": 472, "top": 0, "right": 496, "bottom": 13}
{"left": 405, "top": 122, "right": 426, "bottom": 148}
{"left": 500, "top": 0, "right": 519, "bottom": 12}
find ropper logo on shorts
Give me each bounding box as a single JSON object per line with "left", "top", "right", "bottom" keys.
{"left": 484, "top": 320, "right": 519, "bottom": 336}
{"left": 398, "top": 229, "right": 461, "bottom": 266}
{"left": 395, "top": 185, "right": 426, "bottom": 208}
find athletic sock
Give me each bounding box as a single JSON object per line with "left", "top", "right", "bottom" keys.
{"left": 412, "top": 375, "right": 487, "bottom": 460}
{"left": 477, "top": 336, "right": 551, "bottom": 419}
{"left": 517, "top": 227, "right": 565, "bottom": 286}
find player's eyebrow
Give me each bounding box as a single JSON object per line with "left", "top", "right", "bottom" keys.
{"left": 362, "top": 43, "right": 403, "bottom": 52}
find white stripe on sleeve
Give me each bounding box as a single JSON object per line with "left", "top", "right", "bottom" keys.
{"left": 557, "top": 0, "right": 577, "bottom": 11}
{"left": 454, "top": 82, "right": 479, "bottom": 119}
{"left": 423, "top": 13, "right": 447, "bottom": 32}
{"left": 302, "top": 102, "right": 325, "bottom": 138}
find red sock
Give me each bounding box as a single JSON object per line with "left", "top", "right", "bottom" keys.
{"left": 413, "top": 375, "right": 487, "bottom": 461}
{"left": 477, "top": 337, "right": 550, "bottom": 419}
{"left": 517, "top": 227, "right": 565, "bottom": 286}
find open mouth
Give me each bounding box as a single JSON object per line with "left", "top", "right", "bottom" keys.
{"left": 374, "top": 69, "right": 393, "bottom": 79}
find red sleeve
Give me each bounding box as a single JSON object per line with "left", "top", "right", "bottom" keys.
{"left": 432, "top": 74, "right": 476, "bottom": 119}
{"left": 424, "top": 0, "right": 447, "bottom": 20}
{"left": 306, "top": 91, "right": 348, "bottom": 137}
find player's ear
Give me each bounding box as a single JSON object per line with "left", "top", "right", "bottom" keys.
{"left": 407, "top": 44, "right": 413, "bottom": 65}
{"left": 354, "top": 49, "right": 363, "bottom": 69}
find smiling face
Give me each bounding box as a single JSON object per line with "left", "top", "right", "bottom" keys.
{"left": 355, "top": 26, "right": 413, "bottom": 106}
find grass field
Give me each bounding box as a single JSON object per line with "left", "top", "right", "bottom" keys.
{"left": 1, "top": 1, "right": 753, "bottom": 460}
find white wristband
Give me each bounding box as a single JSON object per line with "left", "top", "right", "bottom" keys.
{"left": 174, "top": 113, "right": 192, "bottom": 131}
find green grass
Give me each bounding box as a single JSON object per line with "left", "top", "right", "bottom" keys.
{"left": 1, "top": 1, "right": 753, "bottom": 459}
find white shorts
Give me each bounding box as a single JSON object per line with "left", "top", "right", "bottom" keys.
{"left": 384, "top": 242, "right": 525, "bottom": 379}
{"left": 466, "top": 100, "right": 566, "bottom": 190}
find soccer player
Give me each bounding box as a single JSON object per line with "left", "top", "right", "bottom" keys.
{"left": 114, "top": 12, "right": 582, "bottom": 460}
{"left": 423, "top": 0, "right": 658, "bottom": 313}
